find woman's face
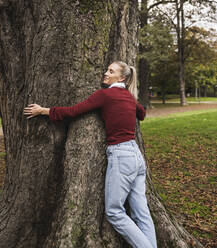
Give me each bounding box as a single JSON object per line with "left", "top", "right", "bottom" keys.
{"left": 104, "top": 63, "right": 125, "bottom": 85}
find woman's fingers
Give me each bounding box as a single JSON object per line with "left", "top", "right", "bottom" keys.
{"left": 23, "top": 108, "right": 31, "bottom": 112}
{"left": 23, "top": 108, "right": 33, "bottom": 113}
{"left": 23, "top": 112, "right": 32, "bottom": 115}
{"left": 24, "top": 112, "right": 37, "bottom": 118}
{"left": 28, "top": 103, "right": 37, "bottom": 107}
{"left": 23, "top": 107, "right": 35, "bottom": 116}
{"left": 23, "top": 103, "right": 42, "bottom": 118}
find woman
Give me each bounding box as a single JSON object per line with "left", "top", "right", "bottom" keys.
{"left": 24, "top": 61, "right": 157, "bottom": 248}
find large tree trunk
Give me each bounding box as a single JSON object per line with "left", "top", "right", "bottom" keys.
{"left": 0, "top": 0, "right": 203, "bottom": 247}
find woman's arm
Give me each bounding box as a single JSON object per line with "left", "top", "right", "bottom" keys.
{"left": 136, "top": 103, "right": 146, "bottom": 121}
{"left": 49, "top": 89, "right": 105, "bottom": 122}
{"left": 23, "top": 104, "right": 50, "bottom": 119}
{"left": 24, "top": 89, "right": 105, "bottom": 121}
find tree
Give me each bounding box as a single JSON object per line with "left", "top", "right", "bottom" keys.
{"left": 0, "top": 0, "right": 204, "bottom": 247}
{"left": 139, "top": 20, "right": 176, "bottom": 103}
{"left": 175, "top": 0, "right": 187, "bottom": 105}
{"left": 138, "top": 0, "right": 189, "bottom": 106}
{"left": 174, "top": 0, "right": 217, "bottom": 104}
{"left": 185, "top": 26, "right": 217, "bottom": 97}
{"left": 138, "top": 0, "right": 150, "bottom": 107}
{"left": 138, "top": 0, "right": 175, "bottom": 107}
{"left": 146, "top": 0, "right": 217, "bottom": 105}
{"left": 187, "top": 62, "right": 217, "bottom": 97}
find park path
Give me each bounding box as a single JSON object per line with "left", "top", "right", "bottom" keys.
{"left": 146, "top": 103, "right": 217, "bottom": 118}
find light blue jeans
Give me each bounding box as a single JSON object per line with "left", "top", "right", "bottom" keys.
{"left": 105, "top": 140, "right": 157, "bottom": 248}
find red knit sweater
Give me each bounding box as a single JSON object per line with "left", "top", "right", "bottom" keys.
{"left": 49, "top": 87, "right": 146, "bottom": 145}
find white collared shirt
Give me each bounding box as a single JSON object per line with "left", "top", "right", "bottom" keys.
{"left": 109, "top": 82, "right": 126, "bottom": 88}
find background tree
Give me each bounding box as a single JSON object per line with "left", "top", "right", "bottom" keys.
{"left": 142, "top": 0, "right": 217, "bottom": 105}
{"left": 0, "top": 0, "right": 204, "bottom": 247}
{"left": 146, "top": 25, "right": 217, "bottom": 101}
{"left": 138, "top": 0, "right": 149, "bottom": 107}
{"left": 187, "top": 62, "right": 217, "bottom": 97}
{"left": 139, "top": 20, "right": 176, "bottom": 103}
{"left": 138, "top": 0, "right": 175, "bottom": 107}
{"left": 184, "top": 26, "right": 217, "bottom": 97}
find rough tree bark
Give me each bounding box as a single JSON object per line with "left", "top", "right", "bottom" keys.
{"left": 0, "top": 0, "right": 203, "bottom": 247}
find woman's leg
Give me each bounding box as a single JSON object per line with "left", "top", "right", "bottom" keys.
{"left": 128, "top": 156, "right": 157, "bottom": 248}
{"left": 105, "top": 147, "right": 154, "bottom": 248}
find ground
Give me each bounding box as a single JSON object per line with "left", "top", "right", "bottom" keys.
{"left": 142, "top": 104, "right": 217, "bottom": 248}
{"left": 0, "top": 103, "right": 216, "bottom": 247}
{"left": 146, "top": 103, "right": 217, "bottom": 118}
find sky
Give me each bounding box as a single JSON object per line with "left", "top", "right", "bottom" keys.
{"left": 146, "top": 0, "right": 217, "bottom": 33}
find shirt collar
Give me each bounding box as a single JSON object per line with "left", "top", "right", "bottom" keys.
{"left": 109, "top": 82, "right": 126, "bottom": 88}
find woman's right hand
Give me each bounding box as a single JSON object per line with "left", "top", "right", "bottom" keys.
{"left": 23, "top": 104, "right": 43, "bottom": 119}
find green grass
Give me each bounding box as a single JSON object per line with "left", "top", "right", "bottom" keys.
{"left": 146, "top": 108, "right": 217, "bottom": 121}
{"left": 141, "top": 109, "right": 217, "bottom": 247}
{"left": 152, "top": 96, "right": 217, "bottom": 103}
{"left": 168, "top": 97, "right": 217, "bottom": 102}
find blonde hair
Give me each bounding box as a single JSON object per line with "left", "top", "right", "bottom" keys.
{"left": 113, "top": 61, "right": 138, "bottom": 99}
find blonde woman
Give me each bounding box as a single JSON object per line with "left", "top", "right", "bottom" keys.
{"left": 24, "top": 61, "right": 157, "bottom": 248}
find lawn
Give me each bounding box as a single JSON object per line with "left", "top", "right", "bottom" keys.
{"left": 151, "top": 96, "right": 217, "bottom": 103}
{"left": 141, "top": 109, "right": 217, "bottom": 248}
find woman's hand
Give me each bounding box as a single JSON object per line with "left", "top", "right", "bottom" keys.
{"left": 23, "top": 104, "right": 43, "bottom": 119}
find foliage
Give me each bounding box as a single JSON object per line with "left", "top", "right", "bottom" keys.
{"left": 140, "top": 22, "right": 217, "bottom": 97}
{"left": 185, "top": 27, "right": 217, "bottom": 94}
{"left": 187, "top": 62, "right": 217, "bottom": 89}
{"left": 141, "top": 109, "right": 217, "bottom": 247}
{"left": 139, "top": 0, "right": 217, "bottom": 98}
{"left": 139, "top": 21, "right": 174, "bottom": 70}
{"left": 185, "top": 27, "right": 217, "bottom": 64}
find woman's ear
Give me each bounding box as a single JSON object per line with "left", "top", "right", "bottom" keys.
{"left": 118, "top": 77, "right": 125, "bottom": 82}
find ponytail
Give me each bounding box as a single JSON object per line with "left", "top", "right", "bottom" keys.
{"left": 113, "top": 61, "right": 138, "bottom": 100}
{"left": 127, "top": 66, "right": 138, "bottom": 100}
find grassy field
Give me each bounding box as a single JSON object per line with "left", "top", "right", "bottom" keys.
{"left": 152, "top": 96, "right": 217, "bottom": 103}
{"left": 141, "top": 109, "right": 217, "bottom": 248}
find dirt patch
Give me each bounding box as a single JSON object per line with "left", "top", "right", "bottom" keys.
{"left": 147, "top": 103, "right": 217, "bottom": 118}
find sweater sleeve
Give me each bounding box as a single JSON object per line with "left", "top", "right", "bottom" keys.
{"left": 136, "top": 103, "right": 146, "bottom": 121}
{"left": 49, "top": 89, "right": 105, "bottom": 122}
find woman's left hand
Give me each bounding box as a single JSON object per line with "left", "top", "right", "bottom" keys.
{"left": 23, "top": 104, "right": 43, "bottom": 119}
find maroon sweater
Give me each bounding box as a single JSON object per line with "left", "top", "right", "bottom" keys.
{"left": 49, "top": 87, "right": 146, "bottom": 145}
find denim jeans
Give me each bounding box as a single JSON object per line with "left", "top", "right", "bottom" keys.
{"left": 105, "top": 140, "right": 157, "bottom": 248}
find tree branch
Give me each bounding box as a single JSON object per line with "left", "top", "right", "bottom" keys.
{"left": 148, "top": 0, "right": 176, "bottom": 11}
{"left": 154, "top": 6, "right": 177, "bottom": 30}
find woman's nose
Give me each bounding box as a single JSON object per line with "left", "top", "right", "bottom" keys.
{"left": 104, "top": 70, "right": 109, "bottom": 76}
